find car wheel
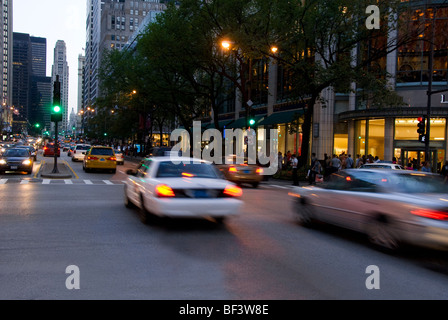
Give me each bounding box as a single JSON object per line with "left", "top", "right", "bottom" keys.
{"left": 294, "top": 198, "right": 314, "bottom": 227}
{"left": 366, "top": 215, "right": 400, "bottom": 252}
{"left": 26, "top": 170, "right": 32, "bottom": 175}
{"left": 124, "top": 186, "right": 135, "bottom": 209}
{"left": 251, "top": 182, "right": 259, "bottom": 188}
{"left": 139, "top": 193, "right": 154, "bottom": 225}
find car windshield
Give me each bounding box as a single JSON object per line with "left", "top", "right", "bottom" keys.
{"left": 91, "top": 148, "right": 114, "bottom": 156}
{"left": 156, "top": 161, "right": 219, "bottom": 178}
{"left": 76, "top": 145, "right": 90, "bottom": 150}
{"left": 349, "top": 170, "right": 448, "bottom": 194}
{"left": 3, "top": 149, "right": 29, "bottom": 157}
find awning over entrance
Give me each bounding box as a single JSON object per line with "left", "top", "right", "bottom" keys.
{"left": 205, "top": 119, "right": 234, "bottom": 129}
{"left": 258, "top": 109, "right": 304, "bottom": 126}
{"left": 226, "top": 115, "right": 264, "bottom": 129}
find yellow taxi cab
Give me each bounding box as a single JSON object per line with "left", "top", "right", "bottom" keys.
{"left": 215, "top": 155, "right": 264, "bottom": 188}
{"left": 83, "top": 146, "right": 117, "bottom": 173}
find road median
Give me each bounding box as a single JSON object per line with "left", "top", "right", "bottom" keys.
{"left": 39, "top": 159, "right": 73, "bottom": 179}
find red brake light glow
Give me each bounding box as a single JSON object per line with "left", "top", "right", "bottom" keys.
{"left": 155, "top": 184, "right": 175, "bottom": 197}
{"left": 87, "top": 156, "right": 98, "bottom": 160}
{"left": 229, "top": 167, "right": 237, "bottom": 173}
{"left": 223, "top": 185, "right": 243, "bottom": 197}
{"left": 107, "top": 156, "right": 117, "bottom": 161}
{"left": 256, "top": 167, "right": 263, "bottom": 174}
{"left": 411, "top": 209, "right": 448, "bottom": 221}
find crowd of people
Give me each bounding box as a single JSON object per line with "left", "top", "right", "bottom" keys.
{"left": 277, "top": 150, "right": 448, "bottom": 185}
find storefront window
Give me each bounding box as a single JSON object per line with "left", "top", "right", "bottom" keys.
{"left": 355, "top": 120, "right": 366, "bottom": 156}
{"left": 334, "top": 134, "right": 348, "bottom": 155}
{"left": 395, "top": 118, "right": 446, "bottom": 140}
{"left": 367, "top": 119, "right": 385, "bottom": 160}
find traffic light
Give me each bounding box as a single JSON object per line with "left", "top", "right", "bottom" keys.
{"left": 249, "top": 118, "right": 255, "bottom": 126}
{"left": 51, "top": 78, "right": 62, "bottom": 122}
{"left": 417, "top": 117, "right": 426, "bottom": 142}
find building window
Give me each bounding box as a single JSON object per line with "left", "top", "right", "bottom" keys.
{"left": 397, "top": 7, "right": 448, "bottom": 84}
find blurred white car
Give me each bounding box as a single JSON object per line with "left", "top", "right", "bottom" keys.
{"left": 72, "top": 144, "right": 91, "bottom": 162}
{"left": 114, "top": 149, "right": 124, "bottom": 165}
{"left": 289, "top": 169, "right": 448, "bottom": 251}
{"left": 124, "top": 157, "right": 243, "bottom": 224}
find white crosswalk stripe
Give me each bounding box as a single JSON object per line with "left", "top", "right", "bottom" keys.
{"left": 0, "top": 179, "right": 125, "bottom": 185}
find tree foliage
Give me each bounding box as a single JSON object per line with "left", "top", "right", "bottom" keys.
{"left": 97, "top": 0, "right": 421, "bottom": 161}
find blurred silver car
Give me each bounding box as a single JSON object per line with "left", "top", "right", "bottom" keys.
{"left": 359, "top": 163, "right": 405, "bottom": 170}
{"left": 289, "top": 169, "right": 448, "bottom": 251}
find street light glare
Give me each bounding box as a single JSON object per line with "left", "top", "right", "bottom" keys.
{"left": 221, "top": 40, "right": 231, "bottom": 50}
{"left": 271, "top": 46, "right": 278, "bottom": 53}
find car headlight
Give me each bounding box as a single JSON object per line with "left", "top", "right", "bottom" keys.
{"left": 22, "top": 159, "right": 32, "bottom": 165}
{"left": 0, "top": 159, "right": 6, "bottom": 165}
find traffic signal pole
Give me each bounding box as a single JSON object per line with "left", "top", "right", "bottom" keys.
{"left": 51, "top": 75, "right": 61, "bottom": 173}
{"left": 53, "top": 121, "right": 59, "bottom": 173}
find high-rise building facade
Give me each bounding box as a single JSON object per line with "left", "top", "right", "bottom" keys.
{"left": 12, "top": 32, "right": 31, "bottom": 134}
{"left": 83, "top": 0, "right": 166, "bottom": 110}
{"left": 30, "top": 36, "right": 47, "bottom": 77}
{"left": 51, "top": 40, "right": 69, "bottom": 133}
{"left": 84, "top": 0, "right": 102, "bottom": 109}
{"left": 1, "top": 0, "right": 13, "bottom": 136}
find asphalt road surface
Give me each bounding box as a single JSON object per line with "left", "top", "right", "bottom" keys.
{"left": 2, "top": 150, "right": 448, "bottom": 300}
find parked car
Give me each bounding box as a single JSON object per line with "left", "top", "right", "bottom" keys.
{"left": 0, "top": 147, "right": 34, "bottom": 174}
{"left": 289, "top": 169, "right": 448, "bottom": 251}
{"left": 114, "top": 149, "right": 124, "bottom": 165}
{"left": 72, "top": 144, "right": 91, "bottom": 162}
{"left": 214, "top": 155, "right": 264, "bottom": 188}
{"left": 83, "top": 146, "right": 116, "bottom": 173}
{"left": 359, "top": 163, "right": 405, "bottom": 170}
{"left": 124, "top": 157, "right": 243, "bottom": 224}
{"left": 43, "top": 143, "right": 60, "bottom": 157}
{"left": 16, "top": 145, "right": 37, "bottom": 161}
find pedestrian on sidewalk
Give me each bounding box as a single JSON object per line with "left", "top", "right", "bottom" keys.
{"left": 291, "top": 154, "right": 299, "bottom": 186}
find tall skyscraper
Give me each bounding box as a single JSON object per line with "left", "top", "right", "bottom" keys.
{"left": 12, "top": 32, "right": 31, "bottom": 134}
{"left": 51, "top": 40, "right": 69, "bottom": 132}
{"left": 84, "top": 0, "right": 102, "bottom": 109}
{"left": 83, "top": 0, "right": 167, "bottom": 109}
{"left": 1, "top": 0, "right": 13, "bottom": 136}
{"left": 30, "top": 36, "right": 47, "bottom": 77}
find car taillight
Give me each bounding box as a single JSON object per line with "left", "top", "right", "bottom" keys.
{"left": 229, "top": 167, "right": 237, "bottom": 173}
{"left": 87, "top": 156, "right": 98, "bottom": 160}
{"left": 411, "top": 209, "right": 448, "bottom": 221}
{"left": 223, "top": 185, "right": 243, "bottom": 197}
{"left": 256, "top": 167, "right": 263, "bottom": 174}
{"left": 107, "top": 156, "right": 116, "bottom": 161}
{"left": 155, "top": 184, "right": 175, "bottom": 197}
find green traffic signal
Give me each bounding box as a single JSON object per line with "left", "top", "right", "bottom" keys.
{"left": 249, "top": 118, "right": 256, "bottom": 126}
{"left": 35, "top": 123, "right": 40, "bottom": 128}
{"left": 53, "top": 105, "right": 61, "bottom": 113}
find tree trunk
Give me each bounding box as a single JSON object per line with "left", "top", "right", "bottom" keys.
{"left": 299, "top": 93, "right": 318, "bottom": 168}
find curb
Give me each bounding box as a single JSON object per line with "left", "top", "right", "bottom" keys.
{"left": 39, "top": 161, "right": 73, "bottom": 179}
